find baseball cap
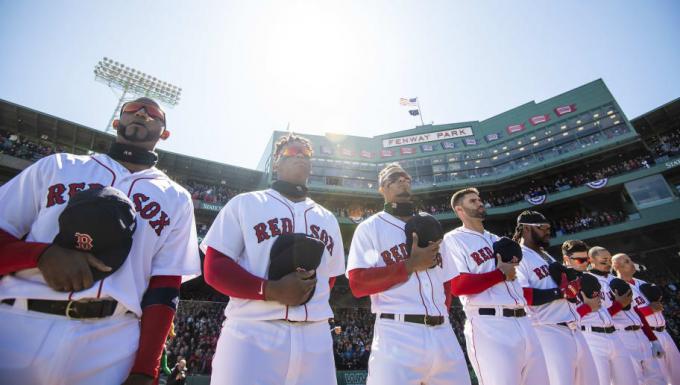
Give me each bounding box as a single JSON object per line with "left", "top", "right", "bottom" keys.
{"left": 53, "top": 186, "right": 137, "bottom": 281}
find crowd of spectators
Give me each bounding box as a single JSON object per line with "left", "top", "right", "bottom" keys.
{"left": 551, "top": 210, "right": 627, "bottom": 235}
{"left": 650, "top": 131, "right": 680, "bottom": 159}
{"left": 0, "top": 131, "right": 61, "bottom": 161}
{"left": 182, "top": 179, "right": 244, "bottom": 205}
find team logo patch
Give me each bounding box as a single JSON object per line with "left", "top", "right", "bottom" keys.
{"left": 74, "top": 232, "right": 94, "bottom": 251}
{"left": 525, "top": 194, "right": 547, "bottom": 206}
{"left": 586, "top": 178, "right": 608, "bottom": 189}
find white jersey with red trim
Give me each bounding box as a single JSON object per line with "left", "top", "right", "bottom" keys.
{"left": 516, "top": 246, "right": 580, "bottom": 325}
{"left": 606, "top": 275, "right": 645, "bottom": 329}
{"left": 441, "top": 227, "right": 526, "bottom": 309}
{"left": 579, "top": 272, "right": 616, "bottom": 328}
{"left": 0, "top": 153, "right": 201, "bottom": 316}
{"left": 630, "top": 278, "right": 665, "bottom": 328}
{"left": 346, "top": 211, "right": 455, "bottom": 316}
{"left": 200, "top": 189, "right": 345, "bottom": 322}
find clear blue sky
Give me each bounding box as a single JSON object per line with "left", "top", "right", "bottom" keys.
{"left": 1, "top": 1, "right": 679, "bottom": 169}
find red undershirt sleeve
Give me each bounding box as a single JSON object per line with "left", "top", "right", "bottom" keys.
{"left": 0, "top": 228, "right": 50, "bottom": 275}
{"left": 636, "top": 305, "right": 654, "bottom": 317}
{"left": 576, "top": 304, "right": 592, "bottom": 318}
{"left": 329, "top": 276, "right": 336, "bottom": 290}
{"left": 347, "top": 262, "right": 409, "bottom": 298}
{"left": 204, "top": 247, "right": 266, "bottom": 300}
{"left": 608, "top": 301, "right": 623, "bottom": 316}
{"left": 634, "top": 306, "right": 658, "bottom": 341}
{"left": 443, "top": 280, "right": 452, "bottom": 309}
{"left": 130, "top": 275, "right": 181, "bottom": 379}
{"left": 450, "top": 270, "right": 505, "bottom": 296}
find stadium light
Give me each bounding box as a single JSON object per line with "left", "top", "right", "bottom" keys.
{"left": 94, "top": 57, "right": 182, "bottom": 132}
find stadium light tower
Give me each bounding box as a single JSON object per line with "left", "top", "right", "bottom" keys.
{"left": 94, "top": 57, "right": 182, "bottom": 132}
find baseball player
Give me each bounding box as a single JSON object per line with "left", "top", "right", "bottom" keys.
{"left": 441, "top": 188, "right": 548, "bottom": 385}
{"left": 201, "top": 134, "right": 345, "bottom": 385}
{"left": 579, "top": 246, "right": 639, "bottom": 385}
{"left": 561, "top": 240, "right": 591, "bottom": 273}
{"left": 611, "top": 253, "right": 668, "bottom": 385}
{"left": 346, "top": 163, "right": 471, "bottom": 385}
{"left": 513, "top": 211, "right": 599, "bottom": 385}
{"left": 0, "top": 97, "right": 201, "bottom": 385}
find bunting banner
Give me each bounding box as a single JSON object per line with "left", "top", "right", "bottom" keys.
{"left": 320, "top": 145, "right": 333, "bottom": 155}
{"left": 463, "top": 138, "right": 478, "bottom": 146}
{"left": 420, "top": 143, "right": 434, "bottom": 152}
{"left": 506, "top": 123, "right": 526, "bottom": 134}
{"left": 380, "top": 149, "right": 394, "bottom": 158}
{"left": 586, "top": 178, "right": 608, "bottom": 189}
{"left": 485, "top": 132, "right": 501, "bottom": 142}
{"left": 400, "top": 147, "right": 416, "bottom": 155}
{"left": 340, "top": 148, "right": 354, "bottom": 157}
{"left": 529, "top": 114, "right": 551, "bottom": 126}
{"left": 360, "top": 150, "right": 373, "bottom": 159}
{"left": 526, "top": 194, "right": 547, "bottom": 206}
{"left": 554, "top": 104, "right": 577, "bottom": 116}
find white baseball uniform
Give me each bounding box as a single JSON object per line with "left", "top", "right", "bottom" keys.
{"left": 200, "top": 188, "right": 345, "bottom": 385}
{"left": 580, "top": 271, "right": 638, "bottom": 385}
{"left": 608, "top": 276, "right": 665, "bottom": 385}
{"left": 0, "top": 153, "right": 201, "bottom": 385}
{"left": 516, "top": 246, "right": 598, "bottom": 385}
{"left": 631, "top": 278, "right": 680, "bottom": 384}
{"left": 346, "top": 211, "right": 471, "bottom": 385}
{"left": 442, "top": 227, "right": 548, "bottom": 385}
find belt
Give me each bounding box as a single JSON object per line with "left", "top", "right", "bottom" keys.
{"left": 651, "top": 326, "right": 665, "bottom": 332}
{"left": 624, "top": 325, "right": 642, "bottom": 331}
{"left": 380, "top": 313, "right": 445, "bottom": 326}
{"left": 582, "top": 325, "right": 616, "bottom": 334}
{"left": 478, "top": 308, "right": 526, "bottom": 317}
{"left": 557, "top": 322, "right": 578, "bottom": 330}
{"left": 2, "top": 298, "right": 118, "bottom": 319}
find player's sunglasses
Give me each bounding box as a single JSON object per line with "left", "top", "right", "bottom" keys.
{"left": 121, "top": 102, "right": 166, "bottom": 124}
{"left": 385, "top": 172, "right": 411, "bottom": 186}
{"left": 279, "top": 144, "right": 312, "bottom": 158}
{"left": 569, "top": 256, "right": 588, "bottom": 264}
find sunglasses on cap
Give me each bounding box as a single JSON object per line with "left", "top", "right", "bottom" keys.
{"left": 279, "top": 143, "right": 312, "bottom": 158}
{"left": 121, "top": 102, "right": 166, "bottom": 124}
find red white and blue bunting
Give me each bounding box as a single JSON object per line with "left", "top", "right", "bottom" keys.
{"left": 586, "top": 178, "right": 608, "bottom": 189}
{"left": 526, "top": 194, "right": 547, "bottom": 205}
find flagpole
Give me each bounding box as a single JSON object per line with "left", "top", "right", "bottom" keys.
{"left": 416, "top": 98, "right": 425, "bottom": 126}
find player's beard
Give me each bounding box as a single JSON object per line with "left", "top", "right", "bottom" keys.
{"left": 463, "top": 205, "right": 486, "bottom": 220}
{"left": 531, "top": 227, "right": 550, "bottom": 249}
{"left": 117, "top": 122, "right": 160, "bottom": 143}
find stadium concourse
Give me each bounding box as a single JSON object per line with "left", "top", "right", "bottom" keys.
{"left": 1, "top": 79, "right": 680, "bottom": 384}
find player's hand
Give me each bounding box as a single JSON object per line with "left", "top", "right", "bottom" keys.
{"left": 265, "top": 269, "right": 317, "bottom": 306}
{"left": 38, "top": 244, "right": 112, "bottom": 292}
{"left": 651, "top": 340, "right": 665, "bottom": 358}
{"left": 405, "top": 233, "right": 441, "bottom": 273}
{"left": 496, "top": 254, "right": 517, "bottom": 281}
{"left": 650, "top": 301, "right": 664, "bottom": 313}
{"left": 582, "top": 292, "right": 602, "bottom": 312}
{"left": 120, "top": 373, "right": 154, "bottom": 385}
{"left": 613, "top": 287, "right": 633, "bottom": 308}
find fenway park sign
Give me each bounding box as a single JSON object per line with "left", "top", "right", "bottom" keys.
{"left": 382, "top": 127, "right": 473, "bottom": 148}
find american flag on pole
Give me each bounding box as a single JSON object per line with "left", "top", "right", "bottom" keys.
{"left": 400, "top": 97, "right": 418, "bottom": 106}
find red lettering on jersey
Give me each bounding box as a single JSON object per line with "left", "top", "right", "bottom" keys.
{"left": 254, "top": 223, "right": 270, "bottom": 243}
{"left": 310, "top": 225, "right": 320, "bottom": 239}
{"left": 149, "top": 211, "right": 170, "bottom": 236}
{"left": 399, "top": 243, "right": 410, "bottom": 258}
{"left": 140, "top": 202, "right": 161, "bottom": 219}
{"left": 320, "top": 229, "right": 329, "bottom": 245}
{"left": 326, "top": 235, "right": 334, "bottom": 255}
{"left": 533, "top": 265, "right": 550, "bottom": 280}
{"left": 67, "top": 183, "right": 86, "bottom": 198}
{"left": 381, "top": 250, "right": 395, "bottom": 265}
{"left": 390, "top": 246, "right": 401, "bottom": 261}
{"left": 470, "top": 252, "right": 484, "bottom": 265}
{"left": 46, "top": 183, "right": 67, "bottom": 207}
{"left": 281, "top": 218, "right": 293, "bottom": 234}
{"left": 482, "top": 247, "right": 494, "bottom": 259}
{"left": 133, "top": 193, "right": 150, "bottom": 211}
{"left": 132, "top": 193, "right": 171, "bottom": 236}
{"left": 634, "top": 296, "right": 645, "bottom": 306}
{"left": 268, "top": 219, "right": 281, "bottom": 236}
